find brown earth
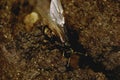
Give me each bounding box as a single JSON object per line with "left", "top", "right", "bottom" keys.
{"left": 0, "top": 0, "right": 120, "bottom": 80}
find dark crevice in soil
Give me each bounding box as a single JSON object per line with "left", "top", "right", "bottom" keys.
{"left": 66, "top": 25, "right": 87, "bottom": 53}
{"left": 78, "top": 55, "right": 104, "bottom": 71}
{"left": 11, "top": 2, "right": 21, "bottom": 16}
{"left": 106, "top": 66, "right": 120, "bottom": 80}
{"left": 65, "top": 26, "right": 115, "bottom": 79}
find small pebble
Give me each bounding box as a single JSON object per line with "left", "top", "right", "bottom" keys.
{"left": 24, "top": 12, "right": 39, "bottom": 31}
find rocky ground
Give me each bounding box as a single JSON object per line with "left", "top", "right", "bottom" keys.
{"left": 0, "top": 0, "right": 120, "bottom": 80}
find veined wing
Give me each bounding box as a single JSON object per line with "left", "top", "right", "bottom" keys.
{"left": 50, "top": 0, "right": 65, "bottom": 27}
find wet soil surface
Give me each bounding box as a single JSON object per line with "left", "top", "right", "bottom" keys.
{"left": 0, "top": 0, "right": 120, "bottom": 80}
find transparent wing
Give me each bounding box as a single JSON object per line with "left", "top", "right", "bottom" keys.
{"left": 50, "top": 0, "right": 65, "bottom": 27}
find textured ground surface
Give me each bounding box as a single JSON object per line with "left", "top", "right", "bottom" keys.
{"left": 0, "top": 0, "right": 120, "bottom": 80}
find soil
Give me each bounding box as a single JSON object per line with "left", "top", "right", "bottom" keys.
{"left": 0, "top": 0, "right": 120, "bottom": 80}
